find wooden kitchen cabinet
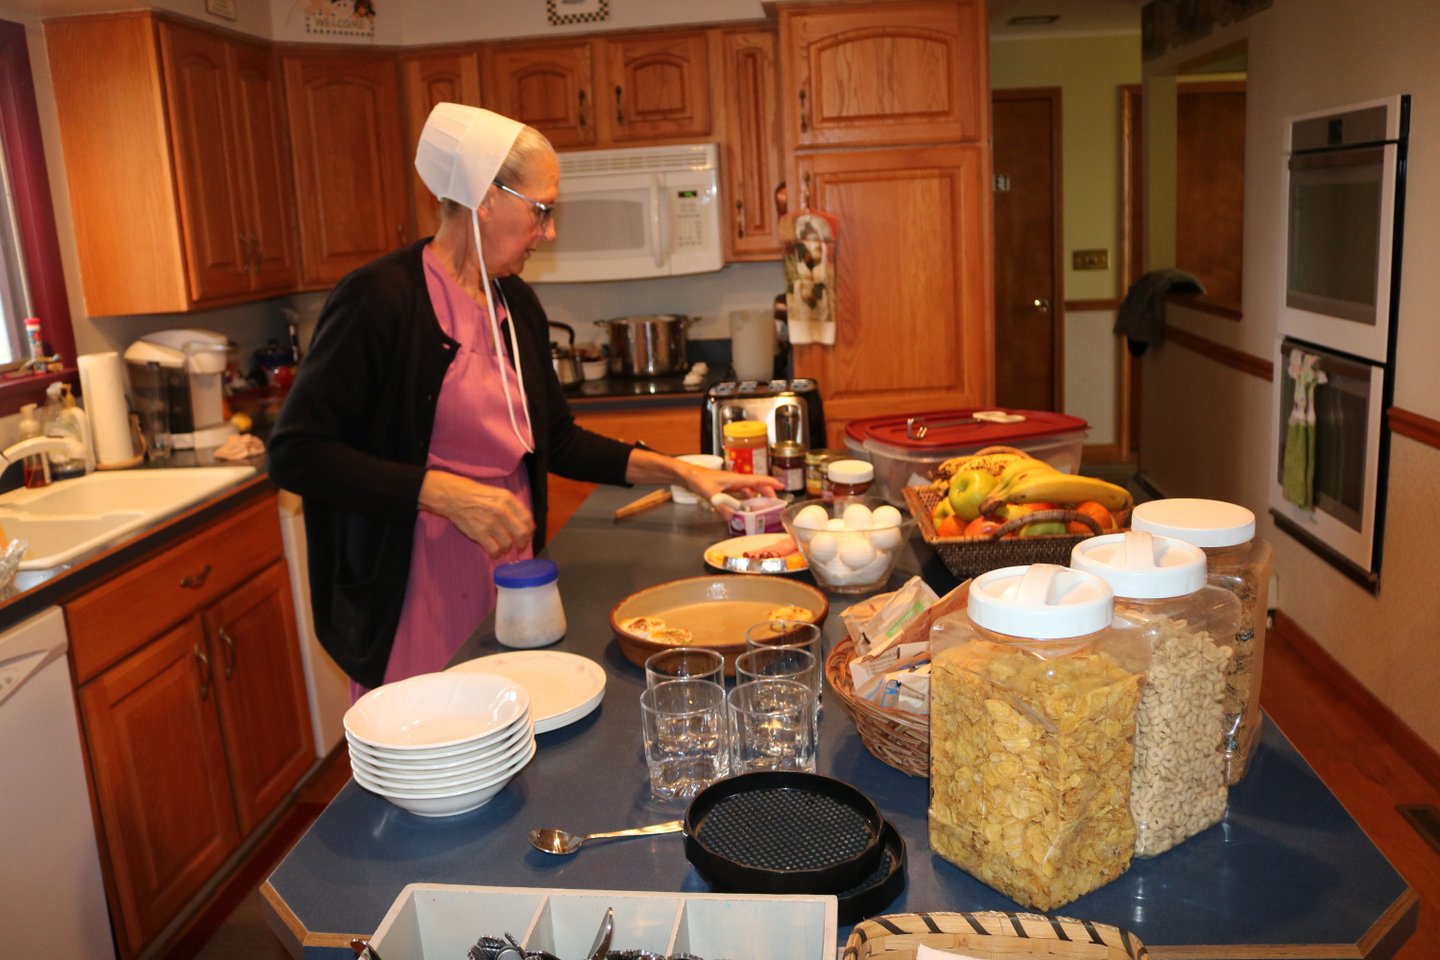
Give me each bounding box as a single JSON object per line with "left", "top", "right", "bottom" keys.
{"left": 485, "top": 40, "right": 598, "bottom": 149}
{"left": 779, "top": 0, "right": 988, "bottom": 149}
{"left": 67, "top": 492, "right": 314, "bottom": 958}
{"left": 46, "top": 13, "right": 298, "bottom": 315}
{"left": 282, "top": 50, "right": 410, "bottom": 288}
{"left": 402, "top": 47, "right": 483, "bottom": 237}
{"left": 720, "top": 27, "right": 785, "bottom": 260}
{"left": 603, "top": 31, "right": 713, "bottom": 143}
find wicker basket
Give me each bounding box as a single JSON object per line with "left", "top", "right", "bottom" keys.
{"left": 843, "top": 911, "right": 1148, "bottom": 960}
{"left": 827, "top": 636, "right": 930, "bottom": 777}
{"left": 902, "top": 485, "right": 1125, "bottom": 581}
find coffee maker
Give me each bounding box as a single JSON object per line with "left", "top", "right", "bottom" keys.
{"left": 123, "top": 329, "right": 236, "bottom": 450}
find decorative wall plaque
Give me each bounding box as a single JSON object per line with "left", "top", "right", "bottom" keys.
{"left": 547, "top": 0, "right": 610, "bottom": 28}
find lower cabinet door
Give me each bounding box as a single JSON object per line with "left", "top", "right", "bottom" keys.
{"left": 79, "top": 617, "right": 240, "bottom": 956}
{"left": 206, "top": 560, "right": 315, "bottom": 834}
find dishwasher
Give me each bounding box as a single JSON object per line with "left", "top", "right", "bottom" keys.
{"left": 0, "top": 607, "right": 115, "bottom": 957}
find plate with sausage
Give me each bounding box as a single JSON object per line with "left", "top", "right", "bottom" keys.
{"left": 703, "top": 533, "right": 808, "bottom": 575}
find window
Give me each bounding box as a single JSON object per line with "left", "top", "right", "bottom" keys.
{"left": 0, "top": 18, "right": 75, "bottom": 411}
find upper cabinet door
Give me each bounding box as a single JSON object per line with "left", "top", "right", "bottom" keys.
{"left": 720, "top": 28, "right": 783, "bottom": 260}
{"left": 781, "top": 0, "right": 988, "bottom": 148}
{"left": 402, "top": 49, "right": 483, "bottom": 237}
{"left": 282, "top": 52, "right": 410, "bottom": 288}
{"left": 229, "top": 39, "right": 299, "bottom": 297}
{"left": 487, "top": 41, "right": 596, "bottom": 149}
{"left": 603, "top": 31, "right": 712, "bottom": 143}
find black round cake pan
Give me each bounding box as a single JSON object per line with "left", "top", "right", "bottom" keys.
{"left": 683, "top": 771, "right": 885, "bottom": 895}
{"left": 837, "top": 818, "right": 906, "bottom": 926}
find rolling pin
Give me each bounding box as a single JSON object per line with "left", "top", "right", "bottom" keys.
{"left": 613, "top": 488, "right": 671, "bottom": 521}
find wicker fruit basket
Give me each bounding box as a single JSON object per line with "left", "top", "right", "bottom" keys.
{"left": 842, "top": 911, "right": 1147, "bottom": 960}
{"left": 902, "top": 485, "right": 1126, "bottom": 581}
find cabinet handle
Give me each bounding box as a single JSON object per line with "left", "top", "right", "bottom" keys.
{"left": 194, "top": 644, "right": 212, "bottom": 701}
{"left": 180, "top": 563, "right": 212, "bottom": 590}
{"left": 218, "top": 627, "right": 237, "bottom": 680}
{"left": 239, "top": 233, "right": 252, "bottom": 272}
{"left": 798, "top": 88, "right": 809, "bottom": 133}
{"left": 578, "top": 89, "right": 588, "bottom": 129}
{"left": 614, "top": 85, "right": 624, "bottom": 124}
{"left": 252, "top": 238, "right": 264, "bottom": 271}
{"left": 396, "top": 223, "right": 407, "bottom": 246}
{"left": 735, "top": 200, "right": 745, "bottom": 238}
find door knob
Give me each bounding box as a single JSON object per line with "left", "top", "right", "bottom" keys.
{"left": 1033, "top": 298, "right": 1051, "bottom": 313}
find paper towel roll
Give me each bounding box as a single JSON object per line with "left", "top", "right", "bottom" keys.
{"left": 729, "top": 309, "right": 776, "bottom": 381}
{"left": 78, "top": 352, "right": 134, "bottom": 467}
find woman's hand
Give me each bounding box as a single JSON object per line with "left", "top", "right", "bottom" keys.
{"left": 685, "top": 466, "right": 784, "bottom": 508}
{"left": 419, "top": 470, "right": 535, "bottom": 558}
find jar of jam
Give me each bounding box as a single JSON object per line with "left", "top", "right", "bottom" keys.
{"left": 805, "top": 449, "right": 840, "bottom": 497}
{"left": 771, "top": 441, "right": 806, "bottom": 495}
{"left": 824, "top": 458, "right": 874, "bottom": 498}
{"left": 722, "top": 420, "right": 770, "bottom": 476}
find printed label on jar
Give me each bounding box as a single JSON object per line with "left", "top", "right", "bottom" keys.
{"left": 775, "top": 465, "right": 804, "bottom": 492}
{"left": 725, "top": 447, "right": 768, "bottom": 476}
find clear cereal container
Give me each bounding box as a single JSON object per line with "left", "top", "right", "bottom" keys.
{"left": 1071, "top": 531, "right": 1241, "bottom": 857}
{"left": 928, "top": 564, "right": 1141, "bottom": 911}
{"left": 1131, "top": 499, "right": 1272, "bottom": 784}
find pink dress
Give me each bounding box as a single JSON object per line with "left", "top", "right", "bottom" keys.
{"left": 353, "top": 247, "right": 535, "bottom": 697}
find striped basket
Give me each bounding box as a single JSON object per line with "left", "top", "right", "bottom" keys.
{"left": 843, "top": 911, "right": 1148, "bottom": 960}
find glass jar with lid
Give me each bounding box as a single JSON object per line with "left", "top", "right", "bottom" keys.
{"left": 804, "top": 448, "right": 842, "bottom": 497}
{"left": 494, "top": 559, "right": 566, "bottom": 649}
{"left": 722, "top": 420, "right": 769, "bottom": 477}
{"left": 771, "top": 441, "right": 806, "bottom": 495}
{"left": 1130, "top": 499, "right": 1272, "bottom": 784}
{"left": 824, "top": 458, "right": 873, "bottom": 498}
{"left": 928, "top": 564, "right": 1140, "bottom": 911}
{"left": 1071, "top": 531, "right": 1241, "bottom": 857}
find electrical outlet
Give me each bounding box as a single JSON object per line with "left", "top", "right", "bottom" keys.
{"left": 1072, "top": 249, "right": 1109, "bottom": 270}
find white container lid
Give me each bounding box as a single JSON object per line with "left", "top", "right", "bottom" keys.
{"left": 1131, "top": 498, "right": 1255, "bottom": 548}
{"left": 1070, "top": 530, "right": 1206, "bottom": 599}
{"left": 827, "top": 459, "right": 874, "bottom": 484}
{"left": 967, "top": 563, "right": 1113, "bottom": 638}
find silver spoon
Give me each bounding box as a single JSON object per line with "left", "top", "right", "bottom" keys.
{"left": 528, "top": 819, "right": 684, "bottom": 855}
{"left": 586, "top": 908, "right": 614, "bottom": 960}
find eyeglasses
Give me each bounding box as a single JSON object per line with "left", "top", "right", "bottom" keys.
{"left": 492, "top": 180, "right": 555, "bottom": 228}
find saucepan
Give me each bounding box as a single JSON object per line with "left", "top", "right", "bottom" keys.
{"left": 548, "top": 322, "right": 583, "bottom": 389}
{"left": 596, "top": 315, "right": 695, "bottom": 378}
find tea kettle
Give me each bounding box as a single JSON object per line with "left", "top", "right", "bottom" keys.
{"left": 549, "top": 322, "right": 583, "bottom": 389}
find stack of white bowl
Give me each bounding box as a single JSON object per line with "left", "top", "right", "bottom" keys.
{"left": 343, "top": 671, "right": 536, "bottom": 817}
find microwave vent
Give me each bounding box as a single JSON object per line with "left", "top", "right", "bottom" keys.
{"left": 558, "top": 143, "right": 717, "bottom": 178}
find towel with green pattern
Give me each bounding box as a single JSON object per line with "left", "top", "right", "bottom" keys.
{"left": 1282, "top": 349, "right": 1324, "bottom": 510}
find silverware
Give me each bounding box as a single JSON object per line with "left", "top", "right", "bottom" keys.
{"left": 529, "top": 819, "right": 684, "bottom": 855}
{"left": 586, "top": 908, "right": 614, "bottom": 960}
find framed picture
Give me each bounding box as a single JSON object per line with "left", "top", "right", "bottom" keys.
{"left": 547, "top": 0, "right": 610, "bottom": 28}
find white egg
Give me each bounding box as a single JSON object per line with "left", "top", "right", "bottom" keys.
{"left": 808, "top": 530, "right": 840, "bottom": 563}
{"left": 842, "top": 503, "right": 873, "bottom": 530}
{"left": 822, "top": 556, "right": 856, "bottom": 584}
{"left": 826, "top": 517, "right": 847, "bottom": 531}
{"left": 872, "top": 505, "right": 903, "bottom": 528}
{"left": 838, "top": 534, "right": 876, "bottom": 569}
{"left": 854, "top": 552, "right": 894, "bottom": 584}
{"left": 868, "top": 526, "right": 902, "bottom": 550}
{"left": 794, "top": 504, "right": 829, "bottom": 530}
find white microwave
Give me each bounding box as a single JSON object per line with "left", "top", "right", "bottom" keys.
{"left": 524, "top": 143, "right": 724, "bottom": 284}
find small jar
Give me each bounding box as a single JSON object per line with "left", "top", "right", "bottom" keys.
{"left": 722, "top": 420, "right": 769, "bottom": 477}
{"left": 1131, "top": 499, "right": 1273, "bottom": 784}
{"left": 771, "top": 441, "right": 806, "bottom": 495}
{"left": 804, "top": 448, "right": 841, "bottom": 497}
{"left": 824, "top": 458, "right": 873, "bottom": 498}
{"left": 928, "top": 564, "right": 1138, "bottom": 911}
{"left": 1071, "top": 531, "right": 1241, "bottom": 857}
{"left": 494, "top": 559, "right": 566, "bottom": 649}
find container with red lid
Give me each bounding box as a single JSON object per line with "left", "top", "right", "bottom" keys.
{"left": 843, "top": 408, "right": 1088, "bottom": 503}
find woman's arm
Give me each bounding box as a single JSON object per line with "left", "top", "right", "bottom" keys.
{"left": 625, "top": 448, "right": 783, "bottom": 504}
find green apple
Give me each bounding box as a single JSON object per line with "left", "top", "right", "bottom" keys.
{"left": 947, "top": 468, "right": 998, "bottom": 521}
{"left": 1002, "top": 501, "right": 1066, "bottom": 537}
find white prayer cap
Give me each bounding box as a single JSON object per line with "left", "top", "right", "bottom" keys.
{"left": 414, "top": 103, "right": 524, "bottom": 210}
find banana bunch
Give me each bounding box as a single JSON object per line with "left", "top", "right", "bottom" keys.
{"left": 978, "top": 458, "right": 1134, "bottom": 515}
{"left": 930, "top": 445, "right": 1036, "bottom": 491}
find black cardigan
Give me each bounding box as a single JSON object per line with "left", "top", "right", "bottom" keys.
{"left": 268, "top": 240, "right": 634, "bottom": 687}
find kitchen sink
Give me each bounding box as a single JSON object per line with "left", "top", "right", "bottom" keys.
{"left": 0, "top": 466, "right": 256, "bottom": 569}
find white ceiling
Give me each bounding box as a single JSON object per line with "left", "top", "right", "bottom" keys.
{"left": 989, "top": 0, "right": 1146, "bottom": 39}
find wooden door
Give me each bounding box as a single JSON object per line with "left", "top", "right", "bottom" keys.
{"left": 991, "top": 90, "right": 1061, "bottom": 412}
{"left": 721, "top": 28, "right": 784, "bottom": 260}
{"left": 402, "top": 49, "right": 482, "bottom": 237}
{"left": 487, "top": 41, "right": 596, "bottom": 149}
{"left": 792, "top": 144, "right": 993, "bottom": 440}
{"left": 79, "top": 617, "right": 240, "bottom": 956}
{"left": 206, "top": 561, "right": 313, "bottom": 834}
{"left": 603, "top": 32, "right": 711, "bottom": 143}
{"left": 781, "top": 0, "right": 987, "bottom": 149}
{"left": 283, "top": 52, "right": 410, "bottom": 288}
{"left": 157, "top": 21, "right": 249, "bottom": 302}
{"left": 230, "top": 38, "right": 298, "bottom": 296}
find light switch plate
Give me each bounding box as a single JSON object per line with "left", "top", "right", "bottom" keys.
{"left": 1073, "top": 249, "right": 1109, "bottom": 270}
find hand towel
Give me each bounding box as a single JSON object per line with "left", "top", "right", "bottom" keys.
{"left": 783, "top": 210, "right": 838, "bottom": 346}
{"left": 1282, "top": 349, "right": 1325, "bottom": 510}
{"left": 1113, "top": 269, "right": 1206, "bottom": 356}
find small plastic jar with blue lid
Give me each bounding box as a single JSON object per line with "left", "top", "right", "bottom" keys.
{"left": 494, "top": 559, "right": 566, "bottom": 649}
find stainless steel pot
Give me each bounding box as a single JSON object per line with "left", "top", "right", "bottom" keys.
{"left": 597, "top": 315, "right": 695, "bottom": 378}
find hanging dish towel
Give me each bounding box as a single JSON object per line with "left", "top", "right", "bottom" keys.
{"left": 1113, "top": 268, "right": 1205, "bottom": 357}
{"left": 1282, "top": 348, "right": 1325, "bottom": 510}
{"left": 782, "top": 209, "right": 839, "bottom": 346}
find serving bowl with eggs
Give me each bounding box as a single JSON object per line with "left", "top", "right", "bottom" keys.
{"left": 782, "top": 496, "right": 917, "bottom": 594}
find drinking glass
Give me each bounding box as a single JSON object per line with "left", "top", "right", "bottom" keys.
{"left": 745, "top": 620, "right": 823, "bottom": 710}
{"left": 726, "top": 678, "right": 817, "bottom": 773}
{"left": 734, "top": 646, "right": 818, "bottom": 712}
{"left": 645, "top": 647, "right": 724, "bottom": 688}
{"left": 639, "top": 679, "right": 729, "bottom": 801}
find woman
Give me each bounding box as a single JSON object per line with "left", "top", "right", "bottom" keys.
{"left": 269, "top": 104, "right": 778, "bottom": 692}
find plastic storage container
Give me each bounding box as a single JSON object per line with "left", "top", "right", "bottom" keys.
{"left": 928, "top": 564, "right": 1140, "bottom": 910}
{"left": 844, "top": 409, "right": 1088, "bottom": 503}
{"left": 1071, "top": 531, "right": 1242, "bottom": 857}
{"left": 494, "top": 559, "right": 566, "bottom": 649}
{"left": 1130, "top": 499, "right": 1272, "bottom": 784}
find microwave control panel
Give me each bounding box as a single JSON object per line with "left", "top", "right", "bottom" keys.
{"left": 673, "top": 189, "right": 705, "bottom": 249}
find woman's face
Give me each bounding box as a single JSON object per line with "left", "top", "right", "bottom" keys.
{"left": 481, "top": 152, "right": 559, "bottom": 277}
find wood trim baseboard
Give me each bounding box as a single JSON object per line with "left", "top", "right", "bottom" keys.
{"left": 1066, "top": 298, "right": 1120, "bottom": 312}
{"left": 1389, "top": 407, "right": 1440, "bottom": 451}
{"left": 1271, "top": 610, "right": 1440, "bottom": 795}
{"left": 1164, "top": 326, "right": 1273, "bottom": 381}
